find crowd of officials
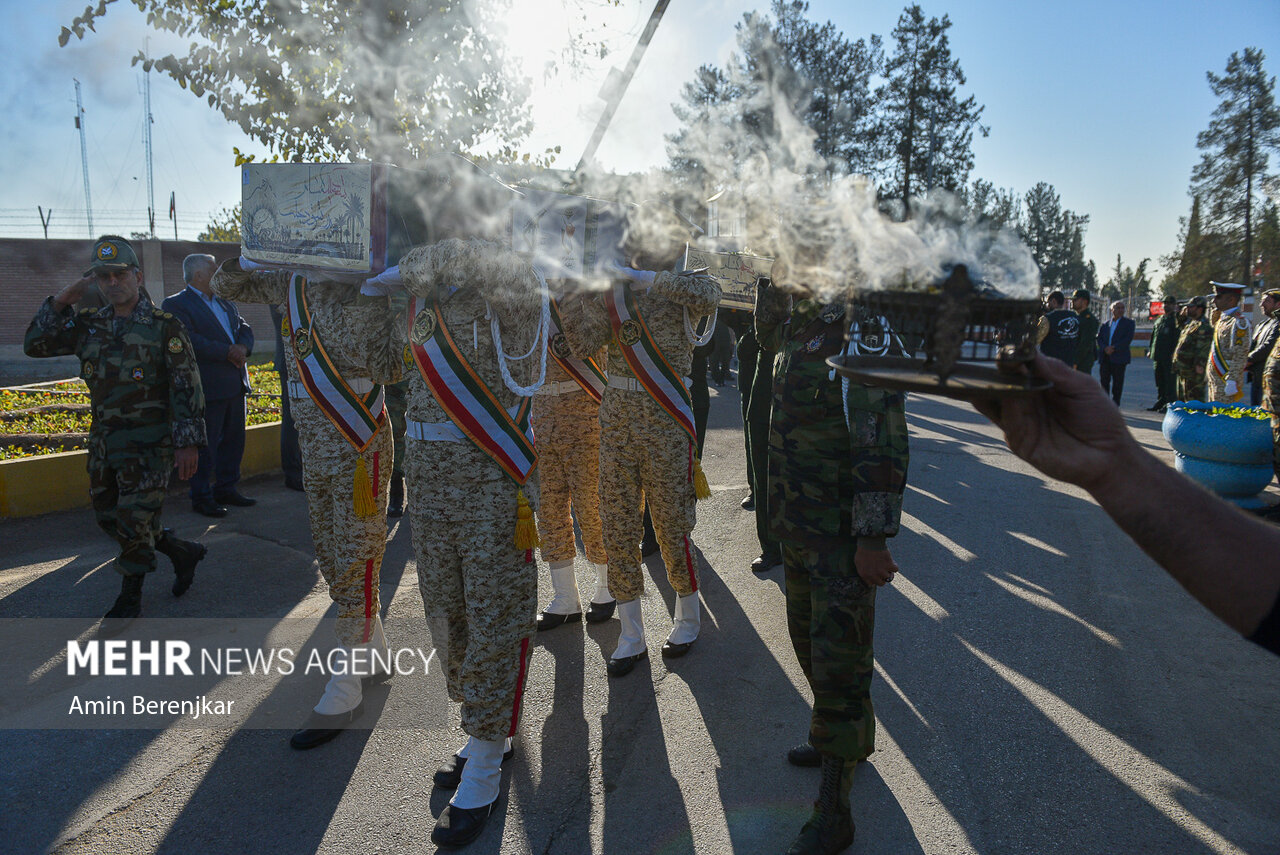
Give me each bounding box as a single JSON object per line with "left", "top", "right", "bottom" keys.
{"left": 21, "top": 233, "right": 1280, "bottom": 855}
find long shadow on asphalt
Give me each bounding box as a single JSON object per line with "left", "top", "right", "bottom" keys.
{"left": 875, "top": 400, "right": 1278, "bottom": 853}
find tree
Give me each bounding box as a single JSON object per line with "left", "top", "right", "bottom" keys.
{"left": 200, "top": 205, "right": 242, "bottom": 243}
{"left": 965, "top": 179, "right": 1021, "bottom": 229}
{"left": 665, "top": 2, "right": 881, "bottom": 191}
{"left": 60, "top": 0, "right": 552, "bottom": 165}
{"left": 1102, "top": 254, "right": 1151, "bottom": 309}
{"left": 1190, "top": 48, "right": 1280, "bottom": 285}
{"left": 1164, "top": 194, "right": 1239, "bottom": 297}
{"left": 1018, "top": 182, "right": 1089, "bottom": 293}
{"left": 875, "top": 4, "right": 987, "bottom": 218}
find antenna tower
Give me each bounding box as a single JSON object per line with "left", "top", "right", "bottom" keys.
{"left": 143, "top": 66, "right": 156, "bottom": 237}
{"left": 74, "top": 79, "right": 94, "bottom": 237}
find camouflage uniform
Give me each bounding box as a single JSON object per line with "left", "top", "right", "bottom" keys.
{"left": 213, "top": 264, "right": 395, "bottom": 649}
{"left": 1149, "top": 310, "right": 1181, "bottom": 406}
{"left": 1206, "top": 307, "right": 1252, "bottom": 403}
{"left": 755, "top": 284, "right": 909, "bottom": 763}
{"left": 532, "top": 355, "right": 607, "bottom": 566}
{"left": 559, "top": 272, "right": 722, "bottom": 603}
{"left": 1173, "top": 317, "right": 1213, "bottom": 403}
{"left": 362, "top": 240, "right": 544, "bottom": 743}
{"left": 24, "top": 293, "right": 206, "bottom": 579}
{"left": 1264, "top": 346, "right": 1280, "bottom": 482}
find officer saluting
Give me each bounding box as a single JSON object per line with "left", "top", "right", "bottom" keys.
{"left": 24, "top": 236, "right": 208, "bottom": 626}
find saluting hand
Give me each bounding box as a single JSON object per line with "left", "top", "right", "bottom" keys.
{"left": 54, "top": 276, "right": 94, "bottom": 310}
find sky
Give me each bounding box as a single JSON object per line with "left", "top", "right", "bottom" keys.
{"left": 2, "top": 0, "right": 1278, "bottom": 287}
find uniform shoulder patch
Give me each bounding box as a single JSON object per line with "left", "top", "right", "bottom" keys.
{"left": 167, "top": 336, "right": 185, "bottom": 354}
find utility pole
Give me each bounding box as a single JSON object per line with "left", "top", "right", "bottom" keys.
{"left": 142, "top": 65, "right": 156, "bottom": 238}
{"left": 38, "top": 206, "right": 53, "bottom": 239}
{"left": 576, "top": 0, "right": 672, "bottom": 172}
{"left": 74, "top": 79, "right": 94, "bottom": 237}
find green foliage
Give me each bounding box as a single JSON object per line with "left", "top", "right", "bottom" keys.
{"left": 199, "top": 204, "right": 242, "bottom": 242}
{"left": 1019, "top": 182, "right": 1090, "bottom": 293}
{"left": 1189, "top": 47, "right": 1280, "bottom": 284}
{"left": 59, "top": 0, "right": 555, "bottom": 166}
{"left": 876, "top": 4, "right": 987, "bottom": 217}
{"left": 1101, "top": 253, "right": 1151, "bottom": 305}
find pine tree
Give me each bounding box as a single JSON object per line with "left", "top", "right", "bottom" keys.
{"left": 875, "top": 4, "right": 987, "bottom": 218}
{"left": 1190, "top": 48, "right": 1280, "bottom": 285}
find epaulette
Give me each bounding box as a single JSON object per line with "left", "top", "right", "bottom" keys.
{"left": 78, "top": 307, "right": 96, "bottom": 316}
{"left": 154, "top": 309, "right": 175, "bottom": 320}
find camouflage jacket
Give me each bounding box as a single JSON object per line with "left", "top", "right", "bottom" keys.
{"left": 23, "top": 292, "right": 206, "bottom": 457}
{"left": 755, "top": 284, "right": 909, "bottom": 551}
{"left": 1149, "top": 311, "right": 1181, "bottom": 362}
{"left": 1173, "top": 318, "right": 1212, "bottom": 382}
{"left": 558, "top": 270, "right": 722, "bottom": 380}
{"left": 1264, "top": 345, "right": 1280, "bottom": 421}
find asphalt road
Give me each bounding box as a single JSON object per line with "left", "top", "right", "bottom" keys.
{"left": 1, "top": 360, "right": 1277, "bottom": 855}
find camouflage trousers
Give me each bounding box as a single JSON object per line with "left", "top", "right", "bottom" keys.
{"left": 89, "top": 451, "right": 172, "bottom": 577}
{"left": 532, "top": 390, "right": 606, "bottom": 565}
{"left": 598, "top": 389, "right": 698, "bottom": 603}
{"left": 1177, "top": 374, "right": 1206, "bottom": 403}
{"left": 406, "top": 440, "right": 537, "bottom": 742}
{"left": 293, "top": 397, "right": 392, "bottom": 648}
{"left": 782, "top": 540, "right": 877, "bottom": 762}
{"left": 385, "top": 379, "right": 409, "bottom": 478}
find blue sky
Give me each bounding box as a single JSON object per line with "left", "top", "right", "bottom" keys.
{"left": 3, "top": 0, "right": 1278, "bottom": 286}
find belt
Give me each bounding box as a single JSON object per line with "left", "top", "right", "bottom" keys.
{"left": 407, "top": 406, "right": 522, "bottom": 443}
{"left": 288, "top": 377, "right": 374, "bottom": 399}
{"left": 537, "top": 380, "right": 589, "bottom": 396}
{"left": 606, "top": 375, "right": 691, "bottom": 392}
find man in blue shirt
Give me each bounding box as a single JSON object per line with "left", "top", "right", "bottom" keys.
{"left": 163, "top": 254, "right": 256, "bottom": 516}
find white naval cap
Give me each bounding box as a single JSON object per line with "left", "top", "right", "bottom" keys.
{"left": 1210, "top": 280, "right": 1246, "bottom": 291}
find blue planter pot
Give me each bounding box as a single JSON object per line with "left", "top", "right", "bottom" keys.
{"left": 1175, "top": 454, "right": 1275, "bottom": 504}
{"left": 1162, "top": 401, "right": 1272, "bottom": 465}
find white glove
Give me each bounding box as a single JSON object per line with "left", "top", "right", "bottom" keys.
{"left": 236, "top": 256, "right": 275, "bottom": 272}
{"left": 606, "top": 259, "right": 657, "bottom": 286}
{"left": 361, "top": 266, "right": 403, "bottom": 296}
{"left": 1225, "top": 379, "right": 1239, "bottom": 398}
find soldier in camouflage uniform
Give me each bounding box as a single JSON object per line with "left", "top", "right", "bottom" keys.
{"left": 532, "top": 302, "right": 613, "bottom": 631}
{"left": 1173, "top": 296, "right": 1213, "bottom": 403}
{"left": 756, "top": 278, "right": 909, "bottom": 855}
{"left": 355, "top": 239, "right": 546, "bottom": 848}
{"left": 559, "top": 259, "right": 721, "bottom": 676}
{"left": 1147, "top": 295, "right": 1181, "bottom": 411}
{"left": 24, "top": 236, "right": 208, "bottom": 624}
{"left": 1265, "top": 331, "right": 1280, "bottom": 485}
{"left": 213, "top": 258, "right": 396, "bottom": 750}
{"left": 1205, "top": 281, "right": 1252, "bottom": 403}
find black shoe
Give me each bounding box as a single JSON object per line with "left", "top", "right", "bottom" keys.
{"left": 387, "top": 474, "right": 404, "bottom": 518}
{"left": 785, "top": 810, "right": 854, "bottom": 855}
{"left": 192, "top": 498, "right": 228, "bottom": 518}
{"left": 102, "top": 575, "right": 144, "bottom": 625}
{"left": 536, "top": 610, "right": 582, "bottom": 631}
{"left": 585, "top": 600, "right": 616, "bottom": 623}
{"left": 289, "top": 703, "right": 365, "bottom": 750}
{"left": 606, "top": 649, "right": 648, "bottom": 677}
{"left": 741, "top": 493, "right": 755, "bottom": 511}
{"left": 157, "top": 532, "right": 206, "bottom": 597}
{"left": 751, "top": 552, "right": 781, "bottom": 573}
{"left": 214, "top": 490, "right": 257, "bottom": 507}
{"left": 432, "top": 743, "right": 516, "bottom": 790}
{"left": 788, "top": 742, "right": 822, "bottom": 767}
{"left": 284, "top": 475, "right": 305, "bottom": 492}
{"left": 431, "top": 801, "right": 497, "bottom": 848}
{"left": 661, "top": 637, "right": 695, "bottom": 658}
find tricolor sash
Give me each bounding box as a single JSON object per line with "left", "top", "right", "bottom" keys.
{"left": 1209, "top": 310, "right": 1246, "bottom": 401}
{"left": 406, "top": 295, "right": 537, "bottom": 485}
{"left": 548, "top": 298, "right": 606, "bottom": 403}
{"left": 606, "top": 282, "right": 696, "bottom": 443}
{"left": 286, "top": 275, "right": 386, "bottom": 452}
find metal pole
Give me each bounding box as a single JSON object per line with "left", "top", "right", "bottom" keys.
{"left": 74, "top": 79, "right": 94, "bottom": 237}
{"left": 143, "top": 63, "right": 156, "bottom": 238}
{"left": 576, "top": 0, "right": 672, "bottom": 172}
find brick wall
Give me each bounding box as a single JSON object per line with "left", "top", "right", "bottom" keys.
{"left": 1, "top": 238, "right": 272, "bottom": 352}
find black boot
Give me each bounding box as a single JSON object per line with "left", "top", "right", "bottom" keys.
{"left": 102, "top": 574, "right": 144, "bottom": 632}
{"left": 156, "top": 529, "right": 207, "bottom": 596}
{"left": 786, "top": 754, "right": 856, "bottom": 855}
{"left": 387, "top": 473, "right": 405, "bottom": 519}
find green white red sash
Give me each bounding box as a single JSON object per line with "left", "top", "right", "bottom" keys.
{"left": 549, "top": 298, "right": 606, "bottom": 403}
{"left": 607, "top": 282, "right": 696, "bottom": 442}
{"left": 407, "top": 295, "right": 537, "bottom": 485}
{"left": 286, "top": 275, "right": 385, "bottom": 451}
{"left": 1208, "top": 308, "right": 1245, "bottom": 401}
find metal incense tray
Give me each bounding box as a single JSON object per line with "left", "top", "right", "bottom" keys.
{"left": 827, "top": 265, "right": 1051, "bottom": 400}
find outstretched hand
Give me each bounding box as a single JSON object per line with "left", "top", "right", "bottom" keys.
{"left": 971, "top": 353, "right": 1136, "bottom": 492}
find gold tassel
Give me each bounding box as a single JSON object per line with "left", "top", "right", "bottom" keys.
{"left": 353, "top": 456, "right": 377, "bottom": 518}
{"left": 514, "top": 488, "right": 540, "bottom": 549}
{"left": 693, "top": 457, "right": 712, "bottom": 501}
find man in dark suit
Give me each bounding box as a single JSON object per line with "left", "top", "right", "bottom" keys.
{"left": 162, "top": 254, "right": 256, "bottom": 516}
{"left": 1097, "top": 300, "right": 1135, "bottom": 406}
